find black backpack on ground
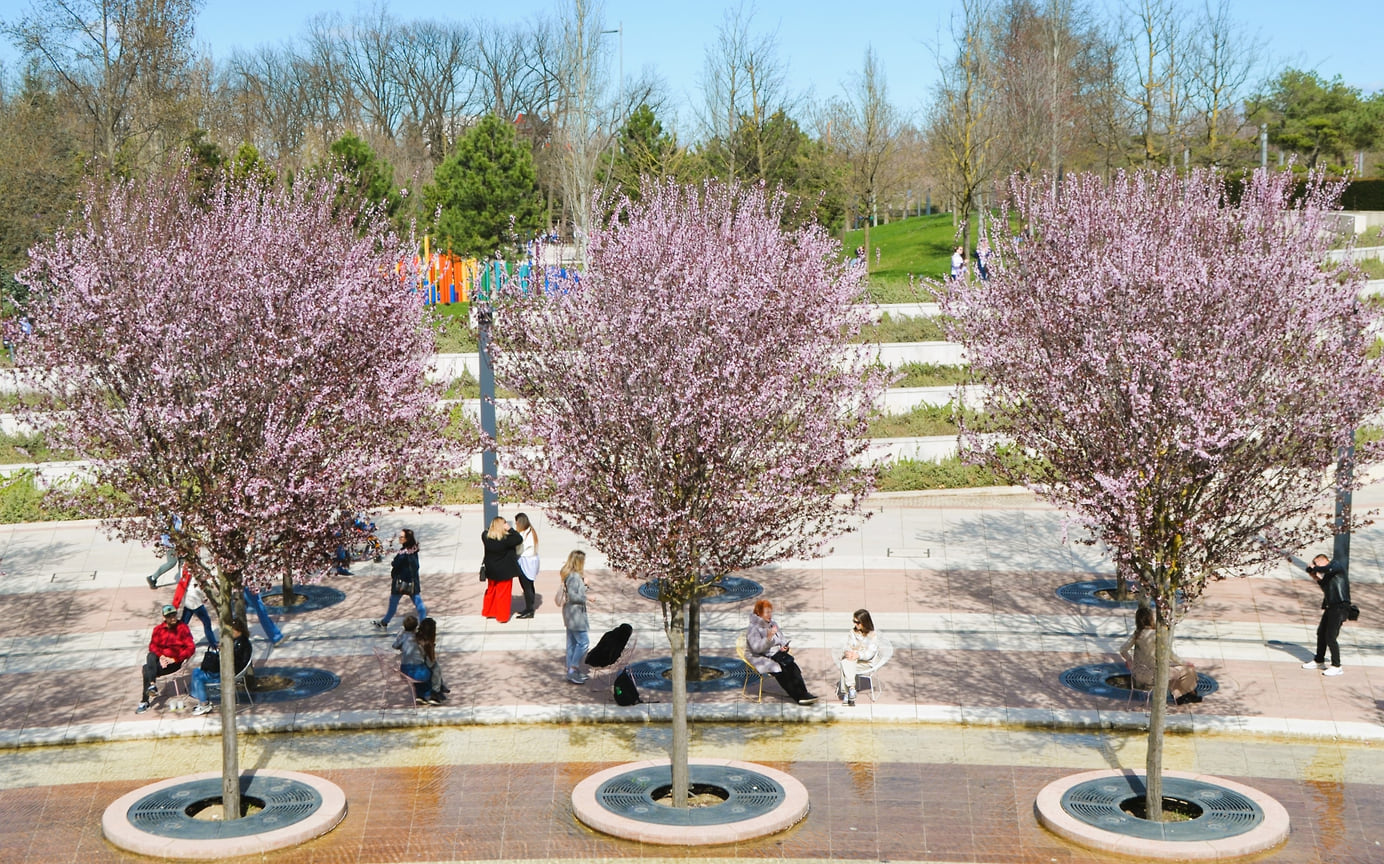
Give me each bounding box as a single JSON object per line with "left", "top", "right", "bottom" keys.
{"left": 612, "top": 666, "right": 641, "bottom": 706}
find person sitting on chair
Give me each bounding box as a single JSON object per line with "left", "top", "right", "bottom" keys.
{"left": 190, "top": 619, "right": 253, "bottom": 715}
{"left": 135, "top": 604, "right": 195, "bottom": 714}
{"left": 746, "top": 599, "right": 818, "bottom": 706}
{"left": 1119, "top": 606, "right": 1201, "bottom": 704}
{"left": 837, "top": 609, "right": 878, "bottom": 706}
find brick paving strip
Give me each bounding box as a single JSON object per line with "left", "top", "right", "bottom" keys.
{"left": 0, "top": 490, "right": 1381, "bottom": 861}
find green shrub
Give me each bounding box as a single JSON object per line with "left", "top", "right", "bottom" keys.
{"left": 876, "top": 456, "right": 1004, "bottom": 491}
{"left": 0, "top": 431, "right": 70, "bottom": 464}
{"left": 0, "top": 471, "right": 98, "bottom": 523}
{"left": 856, "top": 313, "right": 947, "bottom": 343}
{"left": 892, "top": 362, "right": 969, "bottom": 387}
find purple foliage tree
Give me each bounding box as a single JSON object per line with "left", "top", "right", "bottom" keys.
{"left": 489, "top": 179, "right": 885, "bottom": 805}
{"left": 17, "top": 169, "right": 453, "bottom": 818}
{"left": 939, "top": 167, "right": 1384, "bottom": 819}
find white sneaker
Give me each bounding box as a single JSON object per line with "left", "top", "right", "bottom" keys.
{"left": 1323, "top": 666, "right": 1344, "bottom": 677}
{"left": 1302, "top": 660, "right": 1326, "bottom": 670}
{"left": 192, "top": 703, "right": 215, "bottom": 716}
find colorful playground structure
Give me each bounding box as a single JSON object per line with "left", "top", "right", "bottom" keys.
{"left": 416, "top": 240, "right": 575, "bottom": 305}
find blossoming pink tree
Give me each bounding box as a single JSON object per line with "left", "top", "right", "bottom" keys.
{"left": 17, "top": 170, "right": 453, "bottom": 819}
{"left": 490, "top": 179, "right": 885, "bottom": 805}
{"left": 939, "top": 167, "right": 1384, "bottom": 820}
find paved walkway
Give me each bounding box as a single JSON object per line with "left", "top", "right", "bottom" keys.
{"left": 1, "top": 488, "right": 1382, "bottom": 862}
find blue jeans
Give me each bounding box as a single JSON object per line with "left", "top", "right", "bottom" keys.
{"left": 243, "top": 587, "right": 282, "bottom": 643}
{"left": 191, "top": 667, "right": 218, "bottom": 703}
{"left": 401, "top": 662, "right": 431, "bottom": 699}
{"left": 182, "top": 605, "right": 218, "bottom": 648}
{"left": 566, "top": 629, "right": 589, "bottom": 673}
{"left": 381, "top": 593, "right": 426, "bottom": 625}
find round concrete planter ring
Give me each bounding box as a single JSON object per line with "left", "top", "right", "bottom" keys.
{"left": 1035, "top": 769, "right": 1289, "bottom": 860}
{"left": 572, "top": 758, "right": 809, "bottom": 845}
{"left": 102, "top": 769, "right": 347, "bottom": 859}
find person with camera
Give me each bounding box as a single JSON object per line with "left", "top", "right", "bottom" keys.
{"left": 1303, "top": 554, "right": 1352, "bottom": 676}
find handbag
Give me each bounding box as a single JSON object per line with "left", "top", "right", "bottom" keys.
{"left": 478, "top": 562, "right": 488, "bottom": 583}
{"left": 1348, "top": 604, "right": 1360, "bottom": 622}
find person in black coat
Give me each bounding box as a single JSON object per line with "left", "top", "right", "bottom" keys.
{"left": 374, "top": 529, "right": 425, "bottom": 632}
{"left": 1304, "top": 553, "right": 1352, "bottom": 676}
{"left": 481, "top": 516, "right": 524, "bottom": 623}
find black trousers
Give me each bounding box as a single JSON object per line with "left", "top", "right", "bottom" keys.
{"left": 518, "top": 574, "right": 535, "bottom": 613}
{"left": 768, "top": 651, "right": 812, "bottom": 701}
{"left": 1314, "top": 604, "right": 1350, "bottom": 667}
{"left": 141, "top": 652, "right": 184, "bottom": 698}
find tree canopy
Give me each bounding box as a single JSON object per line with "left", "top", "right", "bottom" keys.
{"left": 423, "top": 113, "right": 543, "bottom": 258}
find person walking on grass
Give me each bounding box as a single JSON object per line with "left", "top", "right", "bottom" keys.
{"left": 560, "top": 550, "right": 589, "bottom": 684}
{"left": 1303, "top": 553, "right": 1352, "bottom": 677}
{"left": 374, "top": 529, "right": 424, "bottom": 632}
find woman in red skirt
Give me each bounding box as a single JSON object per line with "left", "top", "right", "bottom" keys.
{"left": 481, "top": 516, "right": 524, "bottom": 623}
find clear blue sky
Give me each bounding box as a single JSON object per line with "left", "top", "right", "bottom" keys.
{"left": 5, "top": 0, "right": 1381, "bottom": 130}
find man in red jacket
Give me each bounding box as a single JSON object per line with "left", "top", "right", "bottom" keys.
{"left": 136, "top": 604, "right": 195, "bottom": 714}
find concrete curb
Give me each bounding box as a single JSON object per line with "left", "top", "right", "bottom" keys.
{"left": 571, "top": 758, "right": 809, "bottom": 845}
{"left": 100, "top": 769, "right": 347, "bottom": 860}
{"left": 1033, "top": 768, "right": 1290, "bottom": 860}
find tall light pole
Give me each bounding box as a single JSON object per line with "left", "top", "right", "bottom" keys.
{"left": 601, "top": 23, "right": 623, "bottom": 181}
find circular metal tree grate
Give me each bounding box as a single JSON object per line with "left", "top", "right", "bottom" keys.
{"left": 1055, "top": 580, "right": 1186, "bottom": 609}
{"left": 1060, "top": 775, "right": 1264, "bottom": 841}
{"left": 625, "top": 656, "right": 747, "bottom": 692}
{"left": 638, "top": 576, "right": 763, "bottom": 604}
{"left": 594, "top": 763, "right": 786, "bottom": 827}
{"left": 126, "top": 775, "right": 323, "bottom": 840}
{"left": 1059, "top": 662, "right": 1218, "bottom": 702}
{"left": 259, "top": 585, "right": 347, "bottom": 614}
{"left": 208, "top": 667, "right": 340, "bottom": 705}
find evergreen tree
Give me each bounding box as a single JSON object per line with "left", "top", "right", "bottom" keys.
{"left": 423, "top": 114, "right": 543, "bottom": 259}
{"left": 325, "top": 132, "right": 402, "bottom": 219}
{"left": 600, "top": 104, "right": 689, "bottom": 200}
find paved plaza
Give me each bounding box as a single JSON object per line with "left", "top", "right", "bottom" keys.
{"left": 1, "top": 487, "right": 1382, "bottom": 862}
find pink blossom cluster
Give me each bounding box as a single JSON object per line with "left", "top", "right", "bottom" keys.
{"left": 17, "top": 170, "right": 456, "bottom": 596}
{"left": 939, "top": 167, "right": 1384, "bottom": 613}
{"left": 488, "top": 179, "right": 887, "bottom": 602}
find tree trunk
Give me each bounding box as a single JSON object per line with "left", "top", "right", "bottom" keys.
{"left": 216, "top": 571, "right": 242, "bottom": 820}
{"left": 863, "top": 221, "right": 871, "bottom": 276}
{"left": 281, "top": 563, "right": 297, "bottom": 608}
{"left": 686, "top": 596, "right": 702, "bottom": 679}
{"left": 1145, "top": 619, "right": 1172, "bottom": 822}
{"left": 666, "top": 603, "right": 689, "bottom": 807}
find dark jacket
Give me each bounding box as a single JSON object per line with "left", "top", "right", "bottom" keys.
{"left": 390, "top": 547, "right": 421, "bottom": 596}
{"left": 482, "top": 529, "right": 524, "bottom": 581}
{"left": 1316, "top": 563, "right": 1352, "bottom": 609}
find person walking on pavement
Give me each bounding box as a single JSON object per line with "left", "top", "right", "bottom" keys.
{"left": 243, "top": 585, "right": 284, "bottom": 644}
{"left": 146, "top": 515, "right": 183, "bottom": 589}
{"left": 560, "top": 550, "right": 589, "bottom": 683}
{"left": 173, "top": 564, "right": 217, "bottom": 648}
{"left": 1303, "top": 553, "right": 1352, "bottom": 676}
{"left": 515, "top": 512, "right": 539, "bottom": 619}
{"left": 136, "top": 604, "right": 195, "bottom": 713}
{"left": 374, "top": 529, "right": 425, "bottom": 632}
{"left": 481, "top": 516, "right": 524, "bottom": 623}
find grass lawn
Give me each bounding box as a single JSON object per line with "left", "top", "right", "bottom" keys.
{"left": 876, "top": 455, "right": 1004, "bottom": 491}
{"left": 891, "top": 363, "right": 970, "bottom": 387}
{"left": 843, "top": 212, "right": 998, "bottom": 303}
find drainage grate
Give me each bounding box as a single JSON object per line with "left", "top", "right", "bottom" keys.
{"left": 638, "top": 576, "right": 763, "bottom": 605}
{"left": 1060, "top": 775, "right": 1263, "bottom": 841}
{"left": 126, "top": 775, "right": 323, "bottom": 839}
{"left": 208, "top": 667, "right": 340, "bottom": 704}
{"left": 594, "top": 763, "right": 786, "bottom": 826}
{"left": 1055, "top": 579, "right": 1185, "bottom": 609}
{"left": 625, "top": 657, "right": 748, "bottom": 692}
{"left": 259, "top": 585, "right": 347, "bottom": 614}
{"left": 1058, "top": 662, "right": 1218, "bottom": 702}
